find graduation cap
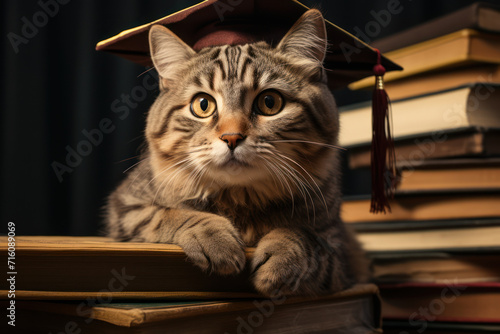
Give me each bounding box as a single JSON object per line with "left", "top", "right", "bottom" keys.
{"left": 96, "top": 0, "right": 402, "bottom": 213}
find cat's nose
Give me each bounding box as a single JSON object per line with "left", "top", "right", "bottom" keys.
{"left": 220, "top": 133, "right": 246, "bottom": 150}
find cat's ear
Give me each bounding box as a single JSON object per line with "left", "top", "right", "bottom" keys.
{"left": 149, "top": 25, "right": 195, "bottom": 85}
{"left": 277, "top": 9, "right": 327, "bottom": 64}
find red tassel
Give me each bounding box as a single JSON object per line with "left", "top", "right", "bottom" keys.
{"left": 370, "top": 49, "right": 396, "bottom": 214}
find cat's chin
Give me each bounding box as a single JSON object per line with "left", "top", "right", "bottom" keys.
{"left": 219, "top": 157, "right": 251, "bottom": 169}
{"left": 211, "top": 152, "right": 253, "bottom": 171}
{"left": 206, "top": 160, "right": 269, "bottom": 187}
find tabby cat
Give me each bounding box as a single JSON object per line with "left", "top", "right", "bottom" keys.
{"left": 106, "top": 9, "right": 369, "bottom": 296}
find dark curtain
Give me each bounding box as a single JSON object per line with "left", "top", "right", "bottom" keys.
{"left": 1, "top": 0, "right": 493, "bottom": 235}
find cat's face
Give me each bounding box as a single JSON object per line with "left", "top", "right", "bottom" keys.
{"left": 145, "top": 11, "right": 339, "bottom": 200}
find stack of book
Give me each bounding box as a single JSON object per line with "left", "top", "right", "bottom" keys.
{"left": 0, "top": 236, "right": 382, "bottom": 333}
{"left": 340, "top": 3, "right": 500, "bottom": 333}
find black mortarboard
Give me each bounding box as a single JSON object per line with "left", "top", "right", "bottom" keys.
{"left": 96, "top": 0, "right": 402, "bottom": 213}
{"left": 96, "top": 0, "right": 401, "bottom": 89}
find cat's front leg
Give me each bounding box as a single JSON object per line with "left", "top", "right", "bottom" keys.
{"left": 170, "top": 210, "right": 247, "bottom": 275}
{"left": 108, "top": 203, "right": 246, "bottom": 275}
{"left": 251, "top": 227, "right": 351, "bottom": 296}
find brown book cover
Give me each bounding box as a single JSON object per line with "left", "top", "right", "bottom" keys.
{"left": 396, "top": 158, "right": 500, "bottom": 192}
{"left": 383, "top": 64, "right": 500, "bottom": 100}
{"left": 380, "top": 282, "right": 500, "bottom": 323}
{"left": 373, "top": 2, "right": 500, "bottom": 52}
{"left": 371, "top": 252, "right": 500, "bottom": 284}
{"left": 0, "top": 236, "right": 257, "bottom": 300}
{"left": 347, "top": 128, "right": 500, "bottom": 169}
{"left": 3, "top": 284, "right": 382, "bottom": 333}
{"left": 356, "top": 223, "right": 500, "bottom": 252}
{"left": 341, "top": 192, "right": 500, "bottom": 225}
{"left": 383, "top": 322, "right": 500, "bottom": 334}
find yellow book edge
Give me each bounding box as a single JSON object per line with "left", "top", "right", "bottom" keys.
{"left": 0, "top": 235, "right": 255, "bottom": 256}
{"left": 349, "top": 29, "right": 495, "bottom": 90}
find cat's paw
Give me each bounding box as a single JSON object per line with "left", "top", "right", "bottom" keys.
{"left": 251, "top": 230, "right": 311, "bottom": 296}
{"left": 179, "top": 217, "right": 246, "bottom": 275}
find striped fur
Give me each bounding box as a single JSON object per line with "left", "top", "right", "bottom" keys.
{"left": 106, "top": 9, "right": 369, "bottom": 296}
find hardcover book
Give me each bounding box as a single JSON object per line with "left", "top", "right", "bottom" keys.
{"left": 373, "top": 2, "right": 500, "bottom": 52}
{"left": 339, "top": 85, "right": 500, "bottom": 147}
{"left": 0, "top": 236, "right": 255, "bottom": 300}
{"left": 347, "top": 128, "right": 500, "bottom": 169}
{"left": 350, "top": 29, "right": 500, "bottom": 89}
{"left": 5, "top": 284, "right": 382, "bottom": 333}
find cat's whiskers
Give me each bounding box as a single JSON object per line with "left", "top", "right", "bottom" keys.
{"left": 272, "top": 154, "right": 315, "bottom": 224}
{"left": 153, "top": 159, "right": 197, "bottom": 205}
{"left": 185, "top": 164, "right": 201, "bottom": 191}
{"left": 145, "top": 157, "right": 191, "bottom": 201}
{"left": 137, "top": 67, "right": 156, "bottom": 78}
{"left": 263, "top": 155, "right": 295, "bottom": 203}
{"left": 275, "top": 152, "right": 329, "bottom": 215}
{"left": 256, "top": 156, "right": 284, "bottom": 193}
{"left": 122, "top": 157, "right": 150, "bottom": 174}
{"left": 141, "top": 148, "right": 209, "bottom": 199}
{"left": 257, "top": 156, "right": 295, "bottom": 217}
{"left": 258, "top": 148, "right": 301, "bottom": 208}
{"left": 165, "top": 159, "right": 197, "bottom": 191}
{"left": 185, "top": 160, "right": 210, "bottom": 197}
{"left": 116, "top": 155, "right": 142, "bottom": 164}
{"left": 127, "top": 158, "right": 154, "bottom": 195}
{"left": 184, "top": 147, "right": 211, "bottom": 155}
{"left": 193, "top": 160, "right": 212, "bottom": 198}
{"left": 267, "top": 140, "right": 345, "bottom": 151}
{"left": 179, "top": 149, "right": 213, "bottom": 196}
{"left": 264, "top": 152, "right": 313, "bottom": 223}
{"left": 128, "top": 153, "right": 181, "bottom": 194}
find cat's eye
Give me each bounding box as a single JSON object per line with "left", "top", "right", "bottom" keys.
{"left": 255, "top": 90, "right": 284, "bottom": 116}
{"left": 191, "top": 93, "right": 217, "bottom": 118}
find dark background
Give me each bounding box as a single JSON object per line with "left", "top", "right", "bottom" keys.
{"left": 1, "top": 0, "right": 495, "bottom": 236}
